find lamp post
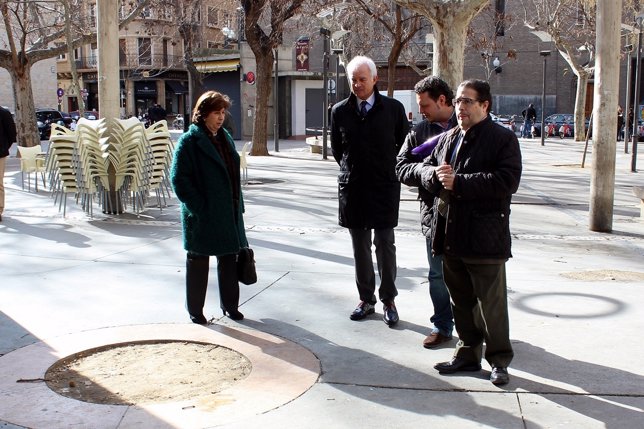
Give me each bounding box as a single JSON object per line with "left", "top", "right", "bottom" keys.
{"left": 236, "top": 6, "right": 244, "bottom": 50}
{"left": 540, "top": 50, "right": 551, "bottom": 146}
{"left": 624, "top": 43, "right": 633, "bottom": 152}
{"left": 274, "top": 47, "right": 279, "bottom": 152}
{"left": 320, "top": 27, "right": 331, "bottom": 160}
{"left": 631, "top": 14, "right": 644, "bottom": 172}
{"left": 492, "top": 57, "right": 501, "bottom": 73}
{"left": 221, "top": 26, "right": 235, "bottom": 49}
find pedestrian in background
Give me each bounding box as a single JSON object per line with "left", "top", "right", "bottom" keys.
{"left": 396, "top": 76, "right": 457, "bottom": 348}
{"left": 521, "top": 103, "right": 537, "bottom": 138}
{"left": 330, "top": 55, "right": 409, "bottom": 326}
{"left": 170, "top": 91, "right": 248, "bottom": 324}
{"left": 0, "top": 105, "right": 17, "bottom": 222}
{"left": 420, "top": 79, "right": 522, "bottom": 385}
{"left": 617, "top": 106, "right": 624, "bottom": 141}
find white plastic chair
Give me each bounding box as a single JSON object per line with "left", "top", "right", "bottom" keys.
{"left": 240, "top": 142, "right": 251, "bottom": 183}
{"left": 17, "top": 145, "right": 46, "bottom": 191}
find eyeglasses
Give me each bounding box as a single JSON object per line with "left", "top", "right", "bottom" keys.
{"left": 453, "top": 97, "right": 480, "bottom": 106}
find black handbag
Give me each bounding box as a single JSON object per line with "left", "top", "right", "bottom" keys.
{"left": 237, "top": 247, "right": 257, "bottom": 285}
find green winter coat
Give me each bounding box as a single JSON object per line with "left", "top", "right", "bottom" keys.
{"left": 170, "top": 123, "right": 248, "bottom": 256}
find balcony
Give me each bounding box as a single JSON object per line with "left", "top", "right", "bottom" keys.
{"left": 71, "top": 54, "right": 186, "bottom": 71}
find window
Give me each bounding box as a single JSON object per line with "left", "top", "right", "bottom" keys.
{"left": 138, "top": 38, "right": 152, "bottom": 66}
{"left": 495, "top": 0, "right": 506, "bottom": 37}
{"left": 159, "top": 5, "right": 173, "bottom": 21}
{"left": 89, "top": 3, "right": 97, "bottom": 27}
{"left": 119, "top": 39, "right": 127, "bottom": 66}
{"left": 207, "top": 7, "right": 219, "bottom": 27}
{"left": 575, "top": 1, "right": 586, "bottom": 27}
{"left": 162, "top": 39, "right": 169, "bottom": 67}
{"left": 89, "top": 43, "right": 98, "bottom": 67}
{"left": 207, "top": 41, "right": 218, "bottom": 49}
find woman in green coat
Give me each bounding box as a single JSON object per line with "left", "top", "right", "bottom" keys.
{"left": 170, "top": 91, "right": 248, "bottom": 323}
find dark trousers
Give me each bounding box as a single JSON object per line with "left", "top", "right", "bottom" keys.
{"left": 348, "top": 228, "right": 397, "bottom": 304}
{"left": 442, "top": 256, "right": 514, "bottom": 368}
{"left": 186, "top": 253, "right": 239, "bottom": 322}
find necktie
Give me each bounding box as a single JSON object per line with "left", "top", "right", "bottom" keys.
{"left": 360, "top": 100, "right": 368, "bottom": 117}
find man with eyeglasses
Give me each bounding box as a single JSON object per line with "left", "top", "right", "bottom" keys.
{"left": 396, "top": 76, "right": 457, "bottom": 349}
{"left": 419, "top": 79, "right": 522, "bottom": 385}
{"left": 330, "top": 55, "right": 409, "bottom": 326}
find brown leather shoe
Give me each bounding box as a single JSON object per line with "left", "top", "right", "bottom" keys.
{"left": 422, "top": 332, "right": 452, "bottom": 349}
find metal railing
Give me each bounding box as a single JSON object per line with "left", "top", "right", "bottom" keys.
{"left": 73, "top": 54, "right": 186, "bottom": 70}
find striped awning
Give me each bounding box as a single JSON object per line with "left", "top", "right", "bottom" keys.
{"left": 196, "top": 59, "right": 240, "bottom": 73}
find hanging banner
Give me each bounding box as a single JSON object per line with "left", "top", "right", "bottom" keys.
{"left": 295, "top": 38, "right": 310, "bottom": 71}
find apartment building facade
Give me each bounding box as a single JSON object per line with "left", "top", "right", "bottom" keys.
{"left": 56, "top": 1, "right": 239, "bottom": 124}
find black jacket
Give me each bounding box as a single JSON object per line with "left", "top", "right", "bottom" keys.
{"left": 396, "top": 115, "right": 457, "bottom": 238}
{"left": 420, "top": 116, "right": 522, "bottom": 259}
{"left": 330, "top": 88, "right": 409, "bottom": 229}
{"left": 0, "top": 107, "right": 17, "bottom": 158}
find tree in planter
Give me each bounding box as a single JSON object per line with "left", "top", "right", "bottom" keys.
{"left": 393, "top": 0, "right": 489, "bottom": 90}
{"left": 0, "top": 0, "right": 152, "bottom": 147}
{"left": 240, "top": 0, "right": 306, "bottom": 156}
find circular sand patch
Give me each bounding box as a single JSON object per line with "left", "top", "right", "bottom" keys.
{"left": 45, "top": 340, "right": 251, "bottom": 405}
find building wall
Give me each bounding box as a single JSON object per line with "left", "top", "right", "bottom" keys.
{"left": 0, "top": 58, "right": 58, "bottom": 113}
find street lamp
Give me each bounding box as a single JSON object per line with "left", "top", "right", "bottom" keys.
{"left": 492, "top": 57, "right": 501, "bottom": 73}
{"left": 540, "top": 50, "right": 551, "bottom": 146}
{"left": 631, "top": 14, "right": 644, "bottom": 172}
{"left": 320, "top": 27, "right": 331, "bottom": 160}
{"left": 221, "top": 26, "right": 236, "bottom": 49}
{"left": 624, "top": 43, "right": 633, "bottom": 151}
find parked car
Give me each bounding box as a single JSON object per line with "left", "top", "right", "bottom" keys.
{"left": 36, "top": 109, "right": 73, "bottom": 140}
{"left": 70, "top": 110, "right": 100, "bottom": 121}
{"left": 490, "top": 112, "right": 516, "bottom": 132}
{"left": 532, "top": 113, "right": 590, "bottom": 138}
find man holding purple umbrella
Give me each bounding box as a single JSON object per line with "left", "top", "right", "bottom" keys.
{"left": 395, "top": 76, "right": 457, "bottom": 349}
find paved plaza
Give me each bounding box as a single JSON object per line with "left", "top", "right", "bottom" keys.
{"left": 1, "top": 135, "right": 643, "bottom": 428}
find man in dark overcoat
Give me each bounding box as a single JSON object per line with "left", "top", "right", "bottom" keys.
{"left": 330, "top": 55, "right": 409, "bottom": 326}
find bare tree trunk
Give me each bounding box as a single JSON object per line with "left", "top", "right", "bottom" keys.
{"left": 573, "top": 72, "right": 589, "bottom": 141}
{"left": 387, "top": 42, "right": 403, "bottom": 97}
{"left": 432, "top": 20, "right": 469, "bottom": 89}
{"left": 395, "top": 0, "right": 488, "bottom": 90}
{"left": 251, "top": 52, "right": 273, "bottom": 156}
{"left": 589, "top": 0, "right": 622, "bottom": 232}
{"left": 11, "top": 66, "right": 40, "bottom": 148}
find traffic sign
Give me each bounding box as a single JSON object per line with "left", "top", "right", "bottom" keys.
{"left": 57, "top": 88, "right": 64, "bottom": 97}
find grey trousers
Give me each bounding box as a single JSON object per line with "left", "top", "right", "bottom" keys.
{"left": 348, "top": 228, "right": 397, "bottom": 304}
{"left": 442, "top": 255, "right": 514, "bottom": 368}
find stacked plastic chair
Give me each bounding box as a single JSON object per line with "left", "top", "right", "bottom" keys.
{"left": 144, "top": 120, "right": 174, "bottom": 209}
{"left": 110, "top": 117, "right": 151, "bottom": 213}
{"left": 45, "top": 117, "right": 175, "bottom": 217}
{"left": 75, "top": 118, "right": 112, "bottom": 216}
{"left": 47, "top": 123, "right": 80, "bottom": 216}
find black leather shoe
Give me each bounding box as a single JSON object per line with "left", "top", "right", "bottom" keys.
{"left": 222, "top": 308, "right": 244, "bottom": 321}
{"left": 383, "top": 302, "right": 399, "bottom": 326}
{"left": 190, "top": 314, "right": 208, "bottom": 325}
{"left": 434, "top": 357, "right": 482, "bottom": 374}
{"left": 490, "top": 367, "right": 510, "bottom": 385}
{"left": 350, "top": 301, "right": 375, "bottom": 320}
